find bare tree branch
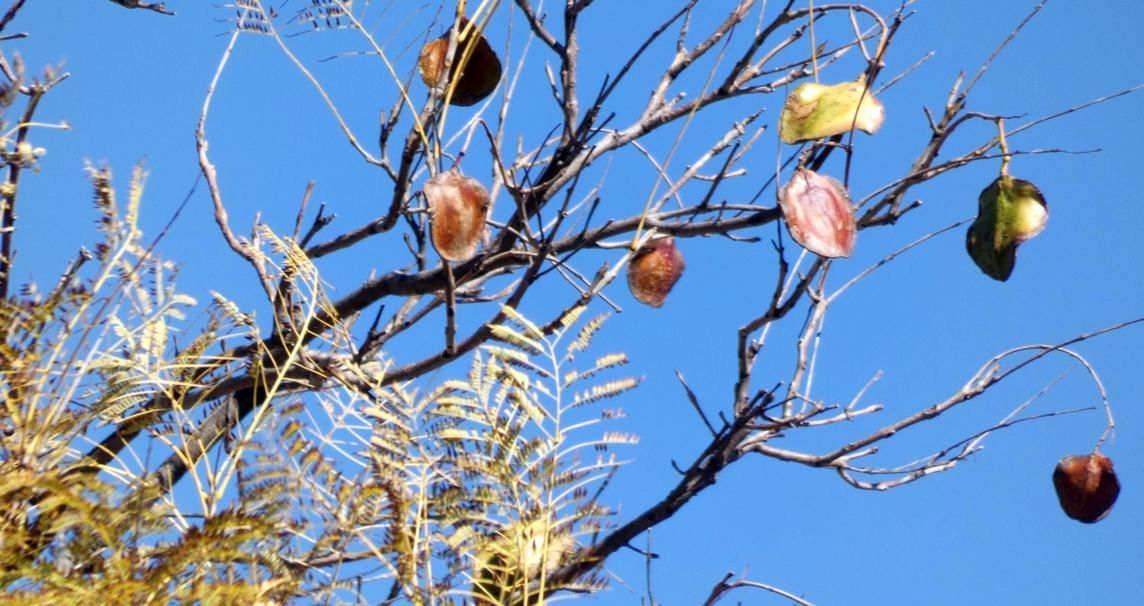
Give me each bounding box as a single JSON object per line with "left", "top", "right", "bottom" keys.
{"left": 106, "top": 0, "right": 175, "bottom": 16}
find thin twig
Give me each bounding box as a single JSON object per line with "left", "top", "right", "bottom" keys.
{"left": 703, "top": 571, "right": 815, "bottom": 606}
{"left": 675, "top": 370, "right": 718, "bottom": 437}
{"left": 0, "top": 0, "right": 26, "bottom": 32}
{"left": 195, "top": 27, "right": 273, "bottom": 299}
{"left": 106, "top": 0, "right": 174, "bottom": 15}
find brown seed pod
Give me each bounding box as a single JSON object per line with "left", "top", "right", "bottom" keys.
{"left": 627, "top": 237, "right": 685, "bottom": 308}
{"left": 424, "top": 168, "right": 491, "bottom": 262}
{"left": 1052, "top": 453, "right": 1120, "bottom": 523}
{"left": 778, "top": 168, "right": 856, "bottom": 258}
{"left": 418, "top": 17, "right": 502, "bottom": 106}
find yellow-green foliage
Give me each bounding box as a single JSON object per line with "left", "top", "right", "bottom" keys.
{"left": 0, "top": 167, "right": 639, "bottom": 605}
{"left": 0, "top": 167, "right": 302, "bottom": 603}
{"left": 426, "top": 305, "right": 639, "bottom": 604}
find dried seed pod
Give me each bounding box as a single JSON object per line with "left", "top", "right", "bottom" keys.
{"left": 778, "top": 168, "right": 856, "bottom": 258}
{"left": 779, "top": 76, "right": 885, "bottom": 144}
{"left": 627, "top": 237, "right": 685, "bottom": 308}
{"left": 966, "top": 175, "right": 1048, "bottom": 281}
{"left": 424, "top": 168, "right": 491, "bottom": 262}
{"left": 418, "top": 17, "right": 502, "bottom": 106}
{"left": 1052, "top": 453, "right": 1120, "bottom": 523}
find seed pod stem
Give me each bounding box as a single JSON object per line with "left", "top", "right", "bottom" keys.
{"left": 996, "top": 118, "right": 1011, "bottom": 177}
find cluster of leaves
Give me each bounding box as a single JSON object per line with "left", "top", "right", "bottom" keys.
{"left": 430, "top": 306, "right": 637, "bottom": 602}
{"left": 0, "top": 166, "right": 306, "bottom": 603}
{"left": 0, "top": 167, "right": 637, "bottom": 603}
{"left": 269, "top": 304, "right": 639, "bottom": 603}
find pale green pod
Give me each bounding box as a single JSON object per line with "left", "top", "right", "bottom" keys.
{"left": 779, "top": 76, "right": 885, "bottom": 144}
{"left": 965, "top": 175, "right": 1048, "bottom": 281}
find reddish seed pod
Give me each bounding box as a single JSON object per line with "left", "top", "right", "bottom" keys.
{"left": 418, "top": 17, "right": 502, "bottom": 107}
{"left": 424, "top": 169, "right": 491, "bottom": 263}
{"left": 627, "top": 237, "right": 685, "bottom": 308}
{"left": 778, "top": 168, "right": 856, "bottom": 258}
{"left": 1052, "top": 453, "right": 1120, "bottom": 524}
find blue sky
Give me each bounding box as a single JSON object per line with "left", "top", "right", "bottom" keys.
{"left": 11, "top": 1, "right": 1144, "bottom": 603}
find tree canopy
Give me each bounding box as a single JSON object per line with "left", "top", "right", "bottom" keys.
{"left": 1, "top": 1, "right": 1142, "bottom": 604}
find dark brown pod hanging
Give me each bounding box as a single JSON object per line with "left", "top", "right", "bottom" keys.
{"left": 1052, "top": 453, "right": 1120, "bottom": 523}
{"left": 424, "top": 168, "right": 491, "bottom": 262}
{"left": 627, "top": 237, "right": 685, "bottom": 308}
{"left": 418, "top": 17, "right": 502, "bottom": 106}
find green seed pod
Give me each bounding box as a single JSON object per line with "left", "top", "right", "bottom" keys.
{"left": 779, "top": 76, "right": 885, "bottom": 144}
{"left": 965, "top": 175, "right": 1048, "bottom": 281}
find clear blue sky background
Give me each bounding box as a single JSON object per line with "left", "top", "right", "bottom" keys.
{"left": 12, "top": 1, "right": 1144, "bottom": 604}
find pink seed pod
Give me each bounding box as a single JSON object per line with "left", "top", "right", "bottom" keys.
{"left": 424, "top": 168, "right": 491, "bottom": 262}
{"left": 627, "top": 237, "right": 686, "bottom": 308}
{"left": 778, "top": 168, "right": 856, "bottom": 258}
{"left": 1053, "top": 453, "right": 1120, "bottom": 524}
